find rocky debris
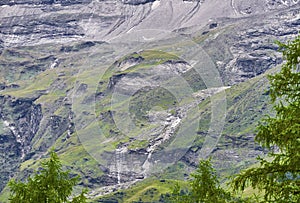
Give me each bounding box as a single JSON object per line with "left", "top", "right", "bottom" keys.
{"left": 193, "top": 86, "right": 231, "bottom": 99}
{"left": 0, "top": 0, "right": 297, "bottom": 48}
{"left": 201, "top": 6, "right": 300, "bottom": 85}
{"left": 163, "top": 60, "right": 192, "bottom": 74}
{"left": 0, "top": 0, "right": 92, "bottom": 6}
{"left": 180, "top": 148, "right": 199, "bottom": 168}
{"left": 233, "top": 0, "right": 299, "bottom": 15}
{"left": 117, "top": 55, "right": 145, "bottom": 71}
{"left": 87, "top": 179, "right": 138, "bottom": 198}
{"left": 0, "top": 2, "right": 123, "bottom": 46}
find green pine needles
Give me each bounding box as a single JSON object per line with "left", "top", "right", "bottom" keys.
{"left": 8, "top": 150, "right": 87, "bottom": 203}
{"left": 166, "top": 159, "right": 232, "bottom": 203}
{"left": 232, "top": 35, "right": 300, "bottom": 202}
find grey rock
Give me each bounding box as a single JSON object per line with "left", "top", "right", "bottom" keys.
{"left": 0, "top": 95, "right": 43, "bottom": 191}
{"left": 0, "top": 0, "right": 92, "bottom": 6}
{"left": 121, "top": 0, "right": 155, "bottom": 5}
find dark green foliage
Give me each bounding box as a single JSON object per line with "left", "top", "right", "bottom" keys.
{"left": 166, "top": 159, "right": 237, "bottom": 203}
{"left": 189, "top": 159, "right": 230, "bottom": 203}
{"left": 8, "top": 150, "right": 87, "bottom": 203}
{"left": 232, "top": 35, "right": 300, "bottom": 202}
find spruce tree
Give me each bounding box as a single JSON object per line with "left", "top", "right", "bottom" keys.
{"left": 232, "top": 35, "right": 300, "bottom": 202}
{"left": 8, "top": 150, "right": 87, "bottom": 203}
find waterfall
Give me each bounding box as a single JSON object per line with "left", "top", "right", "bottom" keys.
{"left": 115, "top": 147, "right": 128, "bottom": 185}
{"left": 4, "top": 120, "right": 25, "bottom": 159}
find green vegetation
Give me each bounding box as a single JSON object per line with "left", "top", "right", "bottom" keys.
{"left": 8, "top": 150, "right": 87, "bottom": 203}
{"left": 129, "top": 87, "right": 177, "bottom": 125}
{"left": 94, "top": 48, "right": 205, "bottom": 143}
{"left": 127, "top": 139, "right": 149, "bottom": 150}
{"left": 96, "top": 34, "right": 300, "bottom": 203}
{"left": 97, "top": 178, "right": 188, "bottom": 203}
{"left": 1, "top": 31, "right": 299, "bottom": 203}
{"left": 232, "top": 35, "right": 300, "bottom": 202}
{"left": 165, "top": 159, "right": 232, "bottom": 203}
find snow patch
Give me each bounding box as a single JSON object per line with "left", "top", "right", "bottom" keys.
{"left": 151, "top": 0, "right": 160, "bottom": 10}
{"left": 3, "top": 120, "right": 9, "bottom": 127}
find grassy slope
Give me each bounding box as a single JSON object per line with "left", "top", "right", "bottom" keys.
{"left": 95, "top": 66, "right": 278, "bottom": 202}
{"left": 0, "top": 32, "right": 278, "bottom": 201}
{"left": 95, "top": 178, "right": 189, "bottom": 203}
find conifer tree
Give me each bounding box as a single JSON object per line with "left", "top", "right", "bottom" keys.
{"left": 8, "top": 150, "right": 87, "bottom": 203}
{"left": 167, "top": 159, "right": 231, "bottom": 203}
{"left": 232, "top": 35, "right": 300, "bottom": 202}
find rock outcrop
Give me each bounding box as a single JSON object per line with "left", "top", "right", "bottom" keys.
{"left": 0, "top": 96, "right": 42, "bottom": 191}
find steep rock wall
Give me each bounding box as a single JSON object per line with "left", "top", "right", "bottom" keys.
{"left": 0, "top": 96, "right": 42, "bottom": 191}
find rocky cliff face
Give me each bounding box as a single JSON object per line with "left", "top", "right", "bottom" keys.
{"left": 1, "top": 0, "right": 298, "bottom": 82}
{"left": 0, "top": 0, "right": 299, "bottom": 199}
{"left": 0, "top": 96, "right": 42, "bottom": 191}
{"left": 1, "top": 0, "right": 298, "bottom": 46}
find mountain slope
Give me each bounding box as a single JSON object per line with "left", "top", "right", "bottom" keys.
{"left": 0, "top": 0, "right": 299, "bottom": 201}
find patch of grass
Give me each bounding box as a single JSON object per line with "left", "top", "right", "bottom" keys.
{"left": 3, "top": 69, "right": 57, "bottom": 98}
{"left": 139, "top": 50, "right": 179, "bottom": 61}
{"left": 20, "top": 159, "right": 38, "bottom": 171}
{"left": 102, "top": 49, "right": 180, "bottom": 78}
{"left": 194, "top": 67, "right": 278, "bottom": 139}
{"left": 97, "top": 178, "right": 188, "bottom": 203}
{"left": 59, "top": 145, "right": 104, "bottom": 178}
{"left": 129, "top": 87, "right": 177, "bottom": 124}
{"left": 127, "top": 139, "right": 148, "bottom": 150}
{"left": 223, "top": 73, "right": 272, "bottom": 135}
{"left": 0, "top": 185, "right": 10, "bottom": 203}
{"left": 159, "top": 161, "right": 189, "bottom": 180}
